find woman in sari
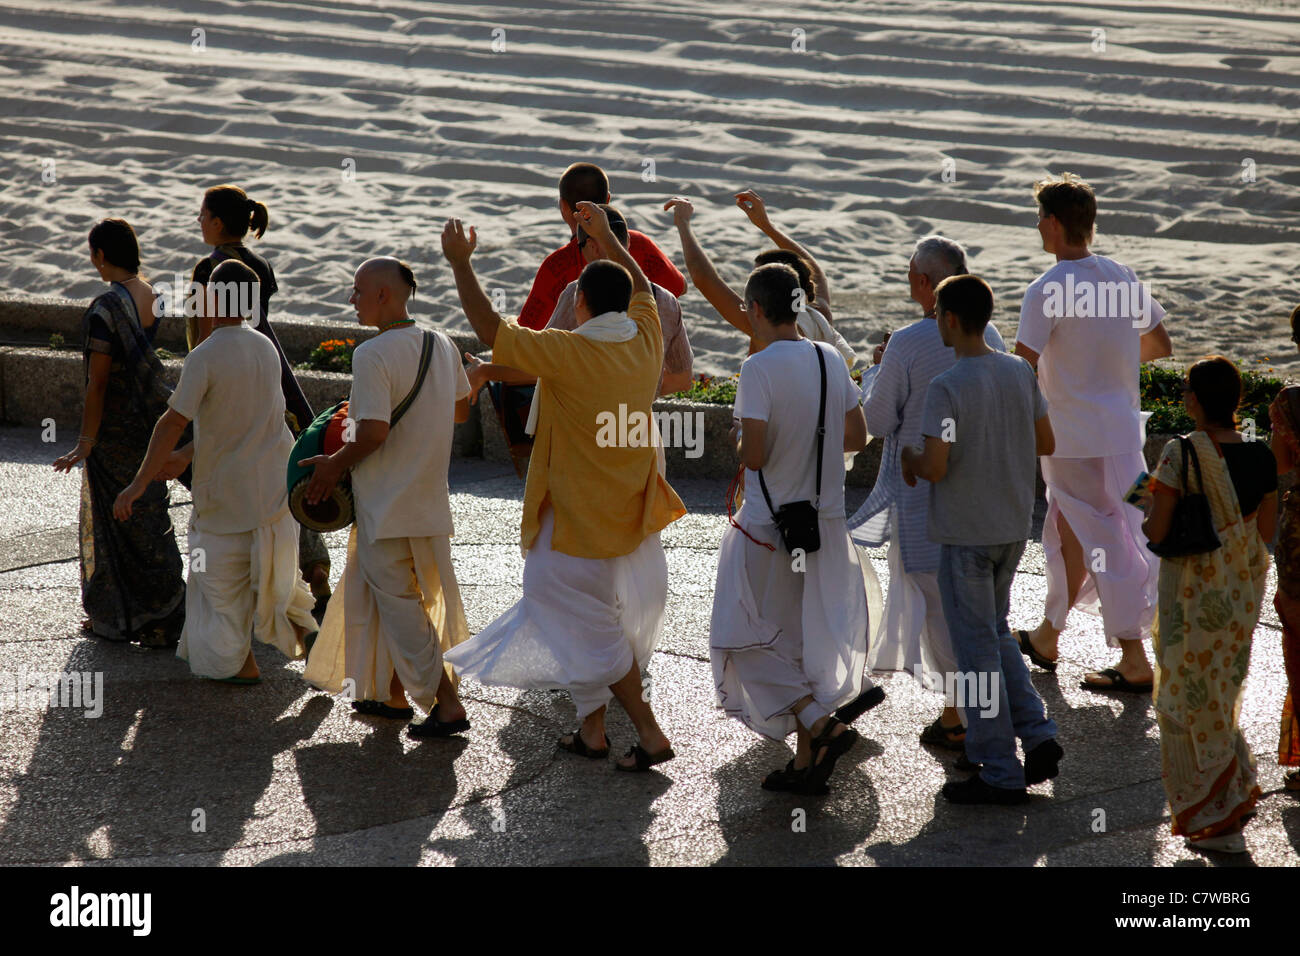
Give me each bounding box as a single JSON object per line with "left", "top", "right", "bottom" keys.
{"left": 1142, "top": 355, "right": 1276, "bottom": 853}
{"left": 1270, "top": 304, "right": 1300, "bottom": 788}
{"left": 190, "top": 183, "right": 331, "bottom": 617}
{"left": 53, "top": 219, "right": 186, "bottom": 646}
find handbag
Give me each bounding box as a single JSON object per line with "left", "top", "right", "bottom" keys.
{"left": 757, "top": 343, "right": 826, "bottom": 555}
{"left": 1146, "top": 435, "right": 1222, "bottom": 558}
{"left": 288, "top": 330, "right": 435, "bottom": 531}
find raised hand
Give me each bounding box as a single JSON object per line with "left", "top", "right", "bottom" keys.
{"left": 734, "top": 189, "right": 771, "bottom": 230}
{"left": 663, "top": 196, "right": 695, "bottom": 228}
{"left": 441, "top": 219, "right": 478, "bottom": 265}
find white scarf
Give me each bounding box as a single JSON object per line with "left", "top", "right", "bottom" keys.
{"left": 524, "top": 309, "right": 638, "bottom": 436}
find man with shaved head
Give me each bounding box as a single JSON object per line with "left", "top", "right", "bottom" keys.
{"left": 114, "top": 258, "right": 318, "bottom": 683}
{"left": 300, "top": 257, "right": 475, "bottom": 737}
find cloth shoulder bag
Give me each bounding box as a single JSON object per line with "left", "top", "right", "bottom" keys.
{"left": 1146, "top": 434, "right": 1222, "bottom": 558}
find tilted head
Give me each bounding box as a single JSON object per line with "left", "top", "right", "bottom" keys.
{"left": 1034, "top": 172, "right": 1096, "bottom": 254}
{"left": 1185, "top": 355, "right": 1241, "bottom": 430}
{"left": 754, "top": 248, "right": 817, "bottom": 303}
{"left": 933, "top": 274, "right": 994, "bottom": 346}
{"left": 909, "top": 235, "right": 967, "bottom": 313}
{"left": 577, "top": 203, "right": 629, "bottom": 264}
{"left": 349, "top": 256, "right": 418, "bottom": 327}
{"left": 88, "top": 218, "right": 140, "bottom": 276}
{"left": 200, "top": 184, "right": 269, "bottom": 245}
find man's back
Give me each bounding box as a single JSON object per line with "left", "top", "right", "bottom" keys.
{"left": 349, "top": 327, "right": 470, "bottom": 544}
{"left": 923, "top": 351, "right": 1046, "bottom": 547}
{"left": 169, "top": 324, "right": 290, "bottom": 534}
{"left": 1017, "top": 253, "right": 1164, "bottom": 458}
{"left": 493, "top": 290, "right": 686, "bottom": 558}
{"left": 735, "top": 339, "right": 860, "bottom": 521}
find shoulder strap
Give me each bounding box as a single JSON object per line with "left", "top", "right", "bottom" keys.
{"left": 1180, "top": 434, "right": 1207, "bottom": 493}
{"left": 813, "top": 341, "right": 827, "bottom": 508}
{"left": 390, "top": 331, "right": 434, "bottom": 428}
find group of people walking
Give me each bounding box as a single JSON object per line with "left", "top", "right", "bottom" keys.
{"left": 54, "top": 163, "right": 1296, "bottom": 853}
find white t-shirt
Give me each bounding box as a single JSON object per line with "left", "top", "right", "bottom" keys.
{"left": 168, "top": 324, "right": 293, "bottom": 534}
{"left": 1017, "top": 254, "right": 1165, "bottom": 459}
{"left": 734, "top": 339, "right": 860, "bottom": 521}
{"left": 348, "top": 326, "right": 471, "bottom": 544}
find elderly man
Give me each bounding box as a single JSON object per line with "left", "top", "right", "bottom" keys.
{"left": 113, "top": 259, "right": 317, "bottom": 683}
{"left": 850, "top": 236, "right": 1006, "bottom": 753}
{"left": 300, "top": 258, "right": 473, "bottom": 736}
{"left": 443, "top": 203, "right": 687, "bottom": 772}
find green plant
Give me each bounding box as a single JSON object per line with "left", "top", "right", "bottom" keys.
{"left": 48, "top": 332, "right": 64, "bottom": 350}
{"left": 1140, "top": 363, "right": 1284, "bottom": 436}
{"left": 299, "top": 337, "right": 356, "bottom": 374}
{"left": 154, "top": 347, "right": 174, "bottom": 360}
{"left": 669, "top": 372, "right": 738, "bottom": 405}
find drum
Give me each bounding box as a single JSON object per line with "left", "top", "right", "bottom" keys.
{"left": 287, "top": 400, "right": 355, "bottom": 532}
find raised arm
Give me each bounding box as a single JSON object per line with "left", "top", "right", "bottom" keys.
{"left": 442, "top": 219, "right": 501, "bottom": 348}
{"left": 735, "top": 188, "right": 833, "bottom": 321}
{"left": 574, "top": 201, "right": 648, "bottom": 295}
{"left": 664, "top": 196, "right": 751, "bottom": 337}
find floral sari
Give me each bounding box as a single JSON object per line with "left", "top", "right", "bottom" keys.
{"left": 1269, "top": 386, "right": 1300, "bottom": 766}
{"left": 1151, "top": 430, "right": 1266, "bottom": 839}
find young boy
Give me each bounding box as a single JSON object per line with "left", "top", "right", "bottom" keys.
{"left": 901, "top": 274, "right": 1062, "bottom": 804}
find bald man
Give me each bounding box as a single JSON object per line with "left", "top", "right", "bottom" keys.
{"left": 300, "top": 258, "right": 474, "bottom": 737}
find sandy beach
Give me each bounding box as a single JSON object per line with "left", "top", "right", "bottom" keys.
{"left": 2, "top": 0, "right": 1299, "bottom": 377}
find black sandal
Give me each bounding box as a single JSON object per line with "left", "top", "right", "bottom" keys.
{"left": 1080, "top": 668, "right": 1152, "bottom": 694}
{"left": 834, "top": 685, "right": 887, "bottom": 725}
{"left": 407, "top": 713, "right": 471, "bottom": 738}
{"left": 557, "top": 730, "right": 610, "bottom": 759}
{"left": 762, "top": 759, "right": 827, "bottom": 794}
{"left": 799, "top": 718, "right": 858, "bottom": 794}
{"left": 615, "top": 743, "right": 675, "bottom": 772}
{"left": 1017, "top": 630, "right": 1058, "bottom": 673}
{"left": 352, "top": 699, "right": 415, "bottom": 720}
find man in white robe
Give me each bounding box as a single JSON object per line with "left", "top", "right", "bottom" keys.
{"left": 441, "top": 204, "right": 688, "bottom": 772}
{"left": 711, "top": 262, "right": 870, "bottom": 794}
{"left": 114, "top": 259, "right": 316, "bottom": 682}
{"left": 1014, "top": 174, "right": 1171, "bottom": 692}
{"left": 299, "top": 258, "right": 473, "bottom": 735}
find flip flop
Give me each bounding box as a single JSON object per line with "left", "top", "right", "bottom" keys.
{"left": 1017, "top": 629, "right": 1058, "bottom": 673}
{"left": 557, "top": 730, "right": 610, "bottom": 759}
{"left": 352, "top": 699, "right": 415, "bottom": 719}
{"left": 1186, "top": 832, "right": 1247, "bottom": 854}
{"left": 211, "top": 675, "right": 261, "bottom": 686}
{"left": 407, "top": 714, "right": 470, "bottom": 738}
{"left": 1080, "top": 668, "right": 1153, "bottom": 695}
{"left": 615, "top": 743, "right": 675, "bottom": 772}
{"left": 920, "top": 716, "right": 966, "bottom": 751}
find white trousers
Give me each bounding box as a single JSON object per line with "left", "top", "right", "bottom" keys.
{"left": 304, "top": 527, "right": 469, "bottom": 714}
{"left": 178, "top": 511, "right": 316, "bottom": 679}
{"left": 1042, "top": 452, "right": 1158, "bottom": 646}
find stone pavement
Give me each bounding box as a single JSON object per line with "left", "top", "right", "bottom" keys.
{"left": 1, "top": 423, "right": 1298, "bottom": 867}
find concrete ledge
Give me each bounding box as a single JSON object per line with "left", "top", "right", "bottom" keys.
{"left": 0, "top": 348, "right": 482, "bottom": 458}
{"left": 0, "top": 294, "right": 483, "bottom": 367}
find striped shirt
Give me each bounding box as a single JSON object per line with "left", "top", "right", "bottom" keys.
{"left": 849, "top": 314, "right": 1005, "bottom": 572}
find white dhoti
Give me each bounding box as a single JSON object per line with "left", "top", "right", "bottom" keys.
{"left": 709, "top": 512, "right": 872, "bottom": 740}
{"left": 445, "top": 506, "right": 667, "bottom": 719}
{"left": 866, "top": 510, "right": 961, "bottom": 714}
{"left": 304, "top": 526, "right": 469, "bottom": 714}
{"left": 1042, "top": 452, "right": 1158, "bottom": 646}
{"left": 178, "top": 510, "right": 317, "bottom": 679}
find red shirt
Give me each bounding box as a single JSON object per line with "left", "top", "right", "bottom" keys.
{"left": 516, "top": 229, "right": 686, "bottom": 330}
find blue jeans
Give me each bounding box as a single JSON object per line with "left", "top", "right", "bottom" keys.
{"left": 938, "top": 541, "right": 1058, "bottom": 789}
